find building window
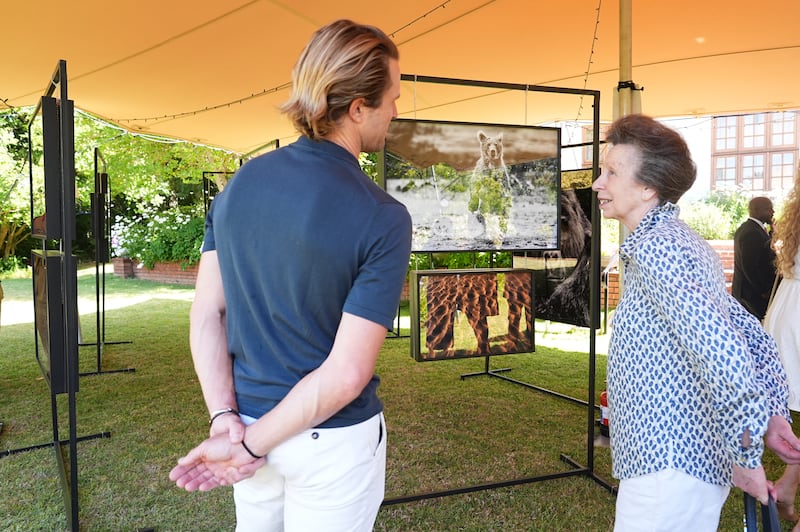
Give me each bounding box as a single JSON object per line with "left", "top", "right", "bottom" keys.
{"left": 771, "top": 112, "right": 796, "bottom": 146}
{"left": 742, "top": 114, "right": 766, "bottom": 149}
{"left": 581, "top": 123, "right": 609, "bottom": 168}
{"left": 741, "top": 154, "right": 765, "bottom": 190}
{"left": 714, "top": 116, "right": 737, "bottom": 151}
{"left": 771, "top": 151, "right": 796, "bottom": 191}
{"left": 714, "top": 156, "right": 737, "bottom": 190}
{"left": 711, "top": 111, "right": 800, "bottom": 193}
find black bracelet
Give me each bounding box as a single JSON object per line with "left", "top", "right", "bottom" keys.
{"left": 209, "top": 407, "right": 239, "bottom": 426}
{"left": 241, "top": 439, "right": 263, "bottom": 459}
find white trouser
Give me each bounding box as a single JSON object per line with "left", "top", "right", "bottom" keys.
{"left": 614, "top": 468, "right": 730, "bottom": 532}
{"left": 234, "top": 412, "right": 386, "bottom": 532}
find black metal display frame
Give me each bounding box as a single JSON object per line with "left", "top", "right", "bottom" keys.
{"left": 201, "top": 170, "right": 234, "bottom": 216}
{"left": 381, "top": 75, "right": 614, "bottom": 509}
{"left": 2, "top": 60, "right": 111, "bottom": 532}
{"left": 78, "top": 147, "right": 135, "bottom": 377}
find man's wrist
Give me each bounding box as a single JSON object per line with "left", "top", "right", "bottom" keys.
{"left": 209, "top": 407, "right": 239, "bottom": 426}
{"left": 241, "top": 438, "right": 264, "bottom": 459}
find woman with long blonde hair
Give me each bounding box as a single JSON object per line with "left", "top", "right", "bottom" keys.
{"left": 766, "top": 170, "right": 800, "bottom": 529}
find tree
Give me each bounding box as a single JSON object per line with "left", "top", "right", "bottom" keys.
{"left": 0, "top": 108, "right": 35, "bottom": 212}
{"left": 0, "top": 109, "right": 35, "bottom": 270}
{"left": 0, "top": 108, "right": 32, "bottom": 170}
{"left": 0, "top": 107, "right": 240, "bottom": 268}
{"left": 72, "top": 112, "right": 239, "bottom": 208}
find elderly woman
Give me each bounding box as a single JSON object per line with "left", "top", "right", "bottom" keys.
{"left": 593, "top": 114, "right": 799, "bottom": 531}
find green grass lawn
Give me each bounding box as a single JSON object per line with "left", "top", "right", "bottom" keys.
{"left": 0, "top": 269, "right": 792, "bottom": 530}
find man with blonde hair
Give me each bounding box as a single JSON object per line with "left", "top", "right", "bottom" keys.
{"left": 169, "top": 19, "right": 411, "bottom": 531}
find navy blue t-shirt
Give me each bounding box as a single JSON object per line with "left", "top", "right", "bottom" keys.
{"left": 203, "top": 136, "right": 411, "bottom": 428}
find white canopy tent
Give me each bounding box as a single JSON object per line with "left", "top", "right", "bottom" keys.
{"left": 2, "top": 0, "right": 798, "bottom": 154}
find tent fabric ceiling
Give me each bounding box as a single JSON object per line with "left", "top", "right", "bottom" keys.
{"left": 3, "top": 0, "right": 799, "bottom": 154}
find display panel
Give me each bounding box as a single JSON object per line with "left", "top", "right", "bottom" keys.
{"left": 384, "top": 119, "right": 561, "bottom": 252}
{"left": 91, "top": 172, "right": 110, "bottom": 263}
{"left": 28, "top": 96, "right": 62, "bottom": 240}
{"left": 31, "top": 250, "right": 70, "bottom": 393}
{"left": 517, "top": 186, "right": 598, "bottom": 328}
{"left": 410, "top": 268, "right": 534, "bottom": 361}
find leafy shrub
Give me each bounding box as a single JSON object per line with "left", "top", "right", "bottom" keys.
{"left": 679, "top": 202, "right": 731, "bottom": 240}
{"left": 704, "top": 190, "right": 749, "bottom": 237}
{"left": 679, "top": 191, "right": 750, "bottom": 240}
{"left": 0, "top": 255, "right": 26, "bottom": 273}
{"left": 410, "top": 251, "right": 512, "bottom": 270}
{"left": 114, "top": 208, "right": 204, "bottom": 269}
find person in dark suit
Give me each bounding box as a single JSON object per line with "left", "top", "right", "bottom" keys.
{"left": 732, "top": 196, "right": 776, "bottom": 320}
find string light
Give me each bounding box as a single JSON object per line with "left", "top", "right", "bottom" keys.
{"left": 75, "top": 108, "right": 237, "bottom": 154}
{"left": 558, "top": 0, "right": 602, "bottom": 156}
{"left": 389, "top": 0, "right": 453, "bottom": 40}
{"left": 115, "top": 2, "right": 459, "bottom": 125}
{"left": 573, "top": 0, "right": 603, "bottom": 126}
{"left": 116, "top": 83, "right": 291, "bottom": 124}
{"left": 4, "top": 1, "right": 477, "bottom": 129}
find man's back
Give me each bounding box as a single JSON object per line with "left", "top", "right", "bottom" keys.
{"left": 732, "top": 217, "right": 776, "bottom": 319}
{"left": 206, "top": 136, "right": 411, "bottom": 425}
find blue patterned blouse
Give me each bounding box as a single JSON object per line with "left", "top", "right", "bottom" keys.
{"left": 608, "top": 203, "right": 789, "bottom": 486}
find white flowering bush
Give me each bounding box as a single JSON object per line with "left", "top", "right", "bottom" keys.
{"left": 112, "top": 207, "right": 204, "bottom": 268}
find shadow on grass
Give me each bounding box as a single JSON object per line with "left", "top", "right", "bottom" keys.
{"left": 1, "top": 286, "right": 771, "bottom": 531}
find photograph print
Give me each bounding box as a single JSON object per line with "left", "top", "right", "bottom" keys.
{"left": 410, "top": 268, "right": 535, "bottom": 362}
{"left": 383, "top": 119, "right": 561, "bottom": 252}
{"left": 521, "top": 184, "right": 598, "bottom": 329}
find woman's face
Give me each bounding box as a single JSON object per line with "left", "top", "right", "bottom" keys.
{"left": 592, "top": 143, "right": 660, "bottom": 232}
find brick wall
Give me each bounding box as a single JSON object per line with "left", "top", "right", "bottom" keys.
{"left": 112, "top": 258, "right": 198, "bottom": 286}
{"left": 708, "top": 240, "right": 735, "bottom": 293}
{"left": 602, "top": 272, "right": 619, "bottom": 309}
{"left": 111, "top": 240, "right": 735, "bottom": 299}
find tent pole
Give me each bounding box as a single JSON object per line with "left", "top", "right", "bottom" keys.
{"left": 617, "top": 0, "right": 634, "bottom": 118}
{"left": 614, "top": 0, "right": 640, "bottom": 293}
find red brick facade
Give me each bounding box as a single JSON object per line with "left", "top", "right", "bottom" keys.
{"left": 111, "top": 240, "right": 735, "bottom": 303}
{"left": 708, "top": 240, "right": 735, "bottom": 293}
{"left": 602, "top": 271, "right": 620, "bottom": 309}
{"left": 112, "top": 258, "right": 198, "bottom": 286}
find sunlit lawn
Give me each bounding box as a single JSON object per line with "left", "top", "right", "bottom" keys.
{"left": 0, "top": 267, "right": 789, "bottom": 530}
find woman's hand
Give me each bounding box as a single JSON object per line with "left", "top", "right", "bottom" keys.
{"left": 732, "top": 464, "right": 774, "bottom": 505}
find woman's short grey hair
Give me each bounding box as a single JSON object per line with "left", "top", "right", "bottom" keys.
{"left": 605, "top": 114, "right": 696, "bottom": 204}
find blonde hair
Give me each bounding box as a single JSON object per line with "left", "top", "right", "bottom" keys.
{"left": 280, "top": 19, "right": 398, "bottom": 140}
{"left": 774, "top": 169, "right": 800, "bottom": 277}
